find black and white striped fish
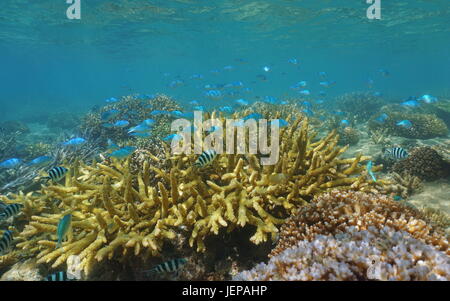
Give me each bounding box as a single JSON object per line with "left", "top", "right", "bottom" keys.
{"left": 0, "top": 230, "right": 13, "bottom": 255}
{"left": 144, "top": 258, "right": 188, "bottom": 275}
{"left": 45, "top": 166, "right": 68, "bottom": 182}
{"left": 45, "top": 271, "right": 73, "bottom": 281}
{"left": 0, "top": 203, "right": 24, "bottom": 220}
{"left": 383, "top": 147, "right": 408, "bottom": 159}
{"left": 194, "top": 150, "right": 217, "bottom": 167}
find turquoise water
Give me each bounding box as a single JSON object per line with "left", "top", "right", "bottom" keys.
{"left": 1, "top": 0, "right": 449, "bottom": 119}
{"left": 1, "top": 0, "right": 450, "bottom": 282}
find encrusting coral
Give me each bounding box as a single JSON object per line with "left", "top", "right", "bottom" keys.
{"left": 79, "top": 94, "right": 181, "bottom": 147}
{"left": 2, "top": 114, "right": 387, "bottom": 278}
{"left": 233, "top": 225, "right": 450, "bottom": 281}
{"left": 368, "top": 111, "right": 448, "bottom": 139}
{"left": 270, "top": 190, "right": 449, "bottom": 258}
{"left": 334, "top": 92, "right": 386, "bottom": 122}
{"left": 392, "top": 146, "right": 450, "bottom": 181}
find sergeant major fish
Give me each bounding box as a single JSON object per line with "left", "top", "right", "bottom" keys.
{"left": 0, "top": 230, "right": 13, "bottom": 255}
{"left": 194, "top": 150, "right": 217, "bottom": 167}
{"left": 45, "top": 166, "right": 68, "bottom": 182}
{"left": 383, "top": 147, "right": 408, "bottom": 160}
{"left": 144, "top": 258, "right": 188, "bottom": 276}
{"left": 0, "top": 203, "right": 24, "bottom": 220}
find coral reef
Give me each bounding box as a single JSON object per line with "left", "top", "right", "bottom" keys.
{"left": 234, "top": 225, "right": 450, "bottom": 281}
{"left": 392, "top": 147, "right": 450, "bottom": 181}
{"left": 79, "top": 94, "right": 181, "bottom": 148}
{"left": 46, "top": 112, "right": 81, "bottom": 131}
{"left": 3, "top": 116, "right": 385, "bottom": 278}
{"left": 418, "top": 207, "right": 450, "bottom": 231}
{"left": 270, "top": 190, "right": 448, "bottom": 257}
{"left": 337, "top": 127, "right": 360, "bottom": 146}
{"left": 382, "top": 172, "right": 423, "bottom": 199}
{"left": 334, "top": 92, "right": 386, "bottom": 122}
{"left": 368, "top": 111, "right": 448, "bottom": 139}
{"left": 369, "top": 128, "right": 392, "bottom": 147}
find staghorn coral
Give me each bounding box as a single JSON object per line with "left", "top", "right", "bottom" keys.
{"left": 5, "top": 116, "right": 386, "bottom": 278}
{"left": 382, "top": 172, "right": 423, "bottom": 199}
{"left": 234, "top": 225, "right": 450, "bottom": 281}
{"left": 392, "top": 147, "right": 450, "bottom": 181}
{"left": 368, "top": 111, "right": 448, "bottom": 139}
{"left": 270, "top": 190, "right": 448, "bottom": 258}
{"left": 418, "top": 206, "right": 450, "bottom": 231}
{"left": 369, "top": 128, "right": 392, "bottom": 147}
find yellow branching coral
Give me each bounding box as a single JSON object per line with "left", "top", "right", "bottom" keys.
{"left": 7, "top": 114, "right": 386, "bottom": 277}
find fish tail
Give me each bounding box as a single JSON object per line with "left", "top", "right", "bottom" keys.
{"left": 369, "top": 172, "right": 377, "bottom": 182}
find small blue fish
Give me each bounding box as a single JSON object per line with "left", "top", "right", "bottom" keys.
{"left": 375, "top": 113, "right": 388, "bottom": 123}
{"left": 129, "top": 132, "right": 152, "bottom": 138}
{"left": 0, "top": 158, "right": 22, "bottom": 169}
{"left": 113, "top": 120, "right": 130, "bottom": 128}
{"left": 302, "top": 101, "right": 312, "bottom": 109}
{"left": 190, "top": 74, "right": 204, "bottom": 80}
{"left": 393, "top": 195, "right": 402, "bottom": 201}
{"left": 419, "top": 94, "right": 438, "bottom": 104}
{"left": 231, "top": 81, "right": 244, "bottom": 88}
{"left": 105, "top": 97, "right": 118, "bottom": 103}
{"left": 271, "top": 119, "right": 289, "bottom": 127}
{"left": 163, "top": 134, "right": 182, "bottom": 141}
{"left": 223, "top": 65, "right": 234, "bottom": 71}
{"left": 28, "top": 156, "right": 53, "bottom": 166}
{"left": 169, "top": 79, "right": 184, "bottom": 88}
{"left": 63, "top": 138, "right": 86, "bottom": 146}
{"left": 180, "top": 112, "right": 195, "bottom": 119}
{"left": 401, "top": 100, "right": 420, "bottom": 108}
{"left": 204, "top": 90, "right": 222, "bottom": 99}
{"left": 396, "top": 120, "right": 413, "bottom": 129}
{"left": 150, "top": 110, "right": 169, "bottom": 116}
{"left": 373, "top": 92, "right": 382, "bottom": 97}
{"left": 107, "top": 139, "right": 120, "bottom": 151}
{"left": 263, "top": 96, "right": 279, "bottom": 104}
{"left": 189, "top": 100, "right": 200, "bottom": 106}
{"left": 108, "top": 146, "right": 137, "bottom": 159}
{"left": 288, "top": 58, "right": 299, "bottom": 65}
{"left": 206, "top": 126, "right": 221, "bottom": 133}
{"left": 101, "top": 109, "right": 120, "bottom": 121}
{"left": 340, "top": 120, "right": 350, "bottom": 127}
{"left": 243, "top": 113, "right": 263, "bottom": 121}
{"left": 219, "top": 106, "right": 233, "bottom": 113}
{"left": 193, "top": 106, "right": 205, "bottom": 112}
{"left": 170, "top": 111, "right": 184, "bottom": 117}
{"left": 366, "top": 161, "right": 377, "bottom": 182}
{"left": 56, "top": 214, "right": 72, "bottom": 249}
{"left": 319, "top": 72, "right": 327, "bottom": 78}
{"left": 262, "top": 66, "right": 271, "bottom": 72}
{"left": 302, "top": 109, "right": 314, "bottom": 117}
{"left": 299, "top": 90, "right": 310, "bottom": 96}
{"left": 318, "top": 91, "right": 327, "bottom": 96}
{"left": 235, "top": 99, "right": 249, "bottom": 106}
